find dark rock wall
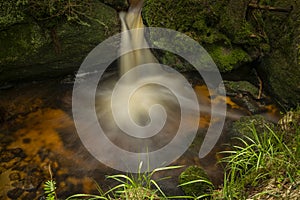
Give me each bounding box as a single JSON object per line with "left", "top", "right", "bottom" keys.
{"left": 0, "top": 0, "right": 119, "bottom": 83}
{"left": 0, "top": 0, "right": 299, "bottom": 108}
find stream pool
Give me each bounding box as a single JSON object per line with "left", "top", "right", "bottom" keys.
{"left": 0, "top": 74, "right": 281, "bottom": 199}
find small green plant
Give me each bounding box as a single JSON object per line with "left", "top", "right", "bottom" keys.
{"left": 216, "top": 122, "right": 300, "bottom": 199}
{"left": 178, "top": 166, "right": 214, "bottom": 199}
{"left": 179, "top": 179, "right": 214, "bottom": 199}
{"left": 44, "top": 180, "right": 57, "bottom": 200}
{"left": 66, "top": 163, "right": 185, "bottom": 200}
{"left": 44, "top": 165, "right": 57, "bottom": 200}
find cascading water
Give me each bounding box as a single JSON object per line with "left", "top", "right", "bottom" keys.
{"left": 94, "top": 0, "right": 200, "bottom": 171}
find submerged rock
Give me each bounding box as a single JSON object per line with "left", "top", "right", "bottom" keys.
{"left": 7, "top": 188, "right": 24, "bottom": 199}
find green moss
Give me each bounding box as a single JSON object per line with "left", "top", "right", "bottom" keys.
{"left": 0, "top": 22, "right": 46, "bottom": 65}
{"left": 143, "top": 0, "right": 270, "bottom": 72}
{"left": 259, "top": 0, "right": 300, "bottom": 108}
{"left": 224, "top": 81, "right": 259, "bottom": 97}
{"left": 230, "top": 115, "right": 275, "bottom": 141}
{"left": 143, "top": 0, "right": 228, "bottom": 45}
{"left": 208, "top": 45, "right": 251, "bottom": 72}
{"left": 0, "top": 1, "right": 119, "bottom": 83}
{"left": 179, "top": 166, "right": 212, "bottom": 197}
{"left": 0, "top": 0, "right": 26, "bottom": 29}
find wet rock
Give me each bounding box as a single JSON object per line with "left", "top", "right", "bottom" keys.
{"left": 229, "top": 115, "right": 275, "bottom": 141}
{"left": 0, "top": 134, "right": 14, "bottom": 146}
{"left": 11, "top": 148, "right": 26, "bottom": 157}
{"left": 22, "top": 192, "right": 36, "bottom": 200}
{"left": 259, "top": 0, "right": 300, "bottom": 108}
{"left": 0, "top": 0, "right": 119, "bottom": 84}
{"left": 100, "top": 0, "right": 129, "bottom": 11}
{"left": 178, "top": 165, "right": 212, "bottom": 197}
{"left": 223, "top": 80, "right": 277, "bottom": 114}
{"left": 22, "top": 178, "right": 40, "bottom": 192}
{"left": 22, "top": 138, "right": 31, "bottom": 144}
{"left": 0, "top": 106, "right": 5, "bottom": 123}
{"left": 142, "top": 0, "right": 268, "bottom": 73}
{"left": 9, "top": 172, "right": 20, "bottom": 181}
{"left": 7, "top": 188, "right": 24, "bottom": 199}
{"left": 0, "top": 150, "right": 14, "bottom": 162}
{"left": 224, "top": 80, "right": 259, "bottom": 98}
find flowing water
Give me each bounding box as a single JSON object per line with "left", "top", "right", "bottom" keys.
{"left": 0, "top": 1, "right": 281, "bottom": 199}
{"left": 93, "top": 0, "right": 201, "bottom": 172}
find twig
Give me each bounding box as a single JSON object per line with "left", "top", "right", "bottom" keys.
{"left": 257, "top": 74, "right": 263, "bottom": 99}
{"left": 248, "top": 3, "right": 293, "bottom": 13}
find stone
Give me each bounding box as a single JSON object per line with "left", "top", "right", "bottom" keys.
{"left": 9, "top": 172, "right": 20, "bottom": 181}
{"left": 0, "top": 150, "right": 14, "bottom": 162}
{"left": 99, "top": 0, "right": 129, "bottom": 11}
{"left": 22, "top": 192, "right": 36, "bottom": 200}
{"left": 7, "top": 188, "right": 24, "bottom": 199}
{"left": 142, "top": 0, "right": 267, "bottom": 73}
{"left": 259, "top": 0, "right": 300, "bottom": 108}
{"left": 228, "top": 115, "right": 276, "bottom": 142}
{"left": 178, "top": 165, "right": 212, "bottom": 197}
{"left": 0, "top": 0, "right": 119, "bottom": 84}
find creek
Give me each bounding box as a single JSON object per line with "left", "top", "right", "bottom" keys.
{"left": 0, "top": 0, "right": 282, "bottom": 199}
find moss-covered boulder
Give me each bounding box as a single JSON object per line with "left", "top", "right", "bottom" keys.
{"left": 0, "top": 0, "right": 27, "bottom": 29}
{"left": 178, "top": 165, "right": 212, "bottom": 197}
{"left": 224, "top": 81, "right": 260, "bottom": 98}
{"left": 142, "top": 0, "right": 268, "bottom": 73}
{"left": 229, "top": 115, "right": 275, "bottom": 141}
{"left": 0, "top": 0, "right": 119, "bottom": 84}
{"left": 258, "top": 0, "right": 300, "bottom": 108}
{"left": 99, "top": 0, "right": 129, "bottom": 11}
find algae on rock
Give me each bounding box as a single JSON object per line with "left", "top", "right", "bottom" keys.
{"left": 0, "top": 0, "right": 119, "bottom": 83}
{"left": 259, "top": 0, "right": 300, "bottom": 108}
{"left": 142, "top": 0, "right": 268, "bottom": 73}
{"left": 179, "top": 165, "right": 213, "bottom": 197}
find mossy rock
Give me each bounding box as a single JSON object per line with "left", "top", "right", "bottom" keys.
{"left": 99, "top": 0, "right": 129, "bottom": 11}
{"left": 258, "top": 0, "right": 300, "bottom": 108}
{"left": 207, "top": 45, "right": 252, "bottom": 72}
{"left": 0, "top": 0, "right": 27, "bottom": 29}
{"left": 143, "top": 0, "right": 229, "bottom": 44}
{"left": 142, "top": 0, "right": 269, "bottom": 73}
{"left": 224, "top": 80, "right": 259, "bottom": 98}
{"left": 229, "top": 115, "right": 275, "bottom": 141}
{"left": 178, "top": 165, "right": 212, "bottom": 197}
{"left": 0, "top": 1, "right": 119, "bottom": 83}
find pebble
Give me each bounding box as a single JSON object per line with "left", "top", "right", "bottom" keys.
{"left": 12, "top": 148, "right": 27, "bottom": 159}
{"left": 9, "top": 172, "right": 20, "bottom": 181}
{"left": 22, "top": 192, "right": 36, "bottom": 200}
{"left": 7, "top": 188, "right": 24, "bottom": 199}
{"left": 0, "top": 151, "right": 14, "bottom": 162}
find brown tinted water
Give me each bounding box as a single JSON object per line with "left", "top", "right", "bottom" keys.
{"left": 0, "top": 77, "right": 280, "bottom": 199}
{"left": 0, "top": 0, "right": 282, "bottom": 198}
